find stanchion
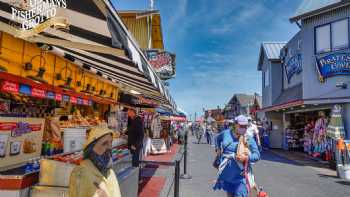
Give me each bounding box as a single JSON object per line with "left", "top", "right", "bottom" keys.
{"left": 181, "top": 133, "right": 192, "bottom": 179}
{"left": 174, "top": 160, "right": 180, "bottom": 197}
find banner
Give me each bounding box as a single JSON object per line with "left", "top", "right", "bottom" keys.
{"left": 0, "top": 117, "right": 45, "bottom": 169}
{"left": 146, "top": 50, "right": 176, "bottom": 80}
{"left": 284, "top": 54, "right": 302, "bottom": 82}
{"left": 316, "top": 52, "right": 350, "bottom": 82}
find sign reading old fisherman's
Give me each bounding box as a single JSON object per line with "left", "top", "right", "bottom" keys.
{"left": 10, "top": 0, "right": 68, "bottom": 38}
{"left": 316, "top": 52, "right": 350, "bottom": 82}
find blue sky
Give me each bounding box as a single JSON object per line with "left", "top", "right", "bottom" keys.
{"left": 114, "top": 0, "right": 302, "bottom": 119}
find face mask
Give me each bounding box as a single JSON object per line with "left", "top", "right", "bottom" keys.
{"left": 237, "top": 127, "right": 246, "bottom": 135}
{"left": 89, "top": 149, "right": 112, "bottom": 176}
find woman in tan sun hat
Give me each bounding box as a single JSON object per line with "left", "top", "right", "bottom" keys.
{"left": 69, "top": 125, "right": 121, "bottom": 197}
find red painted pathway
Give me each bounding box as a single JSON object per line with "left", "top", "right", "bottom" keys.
{"left": 138, "top": 144, "right": 180, "bottom": 197}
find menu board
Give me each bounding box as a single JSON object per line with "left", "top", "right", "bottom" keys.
{"left": 0, "top": 117, "right": 45, "bottom": 169}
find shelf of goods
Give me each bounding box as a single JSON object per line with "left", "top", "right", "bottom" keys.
{"left": 0, "top": 138, "right": 138, "bottom": 197}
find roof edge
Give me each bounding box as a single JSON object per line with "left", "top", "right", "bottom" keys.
{"left": 290, "top": 1, "right": 350, "bottom": 22}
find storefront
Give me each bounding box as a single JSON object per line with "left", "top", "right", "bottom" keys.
{"left": 0, "top": 0, "right": 177, "bottom": 196}
{"left": 257, "top": 2, "right": 350, "bottom": 165}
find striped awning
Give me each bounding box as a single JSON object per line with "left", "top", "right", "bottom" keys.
{"left": 0, "top": 0, "right": 175, "bottom": 108}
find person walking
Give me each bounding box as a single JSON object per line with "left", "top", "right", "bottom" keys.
{"left": 246, "top": 117, "right": 261, "bottom": 151}
{"left": 205, "top": 123, "right": 213, "bottom": 145}
{"left": 195, "top": 122, "right": 204, "bottom": 144}
{"left": 69, "top": 125, "right": 122, "bottom": 197}
{"left": 214, "top": 115, "right": 260, "bottom": 197}
{"left": 126, "top": 108, "right": 144, "bottom": 167}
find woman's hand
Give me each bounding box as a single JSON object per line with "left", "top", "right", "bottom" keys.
{"left": 236, "top": 153, "right": 248, "bottom": 162}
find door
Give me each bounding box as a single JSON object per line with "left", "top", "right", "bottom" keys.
{"left": 269, "top": 118, "right": 284, "bottom": 149}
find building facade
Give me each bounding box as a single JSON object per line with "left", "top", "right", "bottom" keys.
{"left": 258, "top": 0, "right": 350, "bottom": 149}
{"left": 223, "top": 94, "right": 261, "bottom": 119}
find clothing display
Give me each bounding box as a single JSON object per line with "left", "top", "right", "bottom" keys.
{"left": 284, "top": 110, "right": 334, "bottom": 161}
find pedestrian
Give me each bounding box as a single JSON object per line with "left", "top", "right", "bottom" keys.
{"left": 195, "top": 122, "right": 204, "bottom": 144}
{"left": 246, "top": 117, "right": 261, "bottom": 151}
{"left": 214, "top": 115, "right": 260, "bottom": 197}
{"left": 205, "top": 123, "right": 213, "bottom": 145}
{"left": 126, "top": 108, "right": 144, "bottom": 167}
{"left": 69, "top": 125, "right": 121, "bottom": 197}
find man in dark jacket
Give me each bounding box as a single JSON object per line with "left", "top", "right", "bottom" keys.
{"left": 126, "top": 108, "right": 144, "bottom": 167}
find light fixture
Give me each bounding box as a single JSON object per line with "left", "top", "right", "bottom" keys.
{"left": 64, "top": 54, "right": 75, "bottom": 62}
{"left": 336, "top": 82, "right": 347, "bottom": 89}
{"left": 130, "top": 90, "right": 141, "bottom": 95}
{"left": 301, "top": 105, "right": 305, "bottom": 108}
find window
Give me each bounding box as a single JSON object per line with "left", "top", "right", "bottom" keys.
{"left": 332, "top": 19, "right": 349, "bottom": 50}
{"left": 264, "top": 70, "right": 269, "bottom": 87}
{"left": 315, "top": 18, "right": 349, "bottom": 53}
{"left": 316, "top": 24, "right": 331, "bottom": 53}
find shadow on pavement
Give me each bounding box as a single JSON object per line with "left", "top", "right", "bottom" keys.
{"left": 260, "top": 150, "right": 303, "bottom": 166}
{"left": 336, "top": 181, "right": 350, "bottom": 186}
{"left": 265, "top": 150, "right": 334, "bottom": 170}
{"left": 317, "top": 174, "right": 338, "bottom": 179}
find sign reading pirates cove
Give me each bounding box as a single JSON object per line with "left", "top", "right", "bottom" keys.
{"left": 11, "top": 0, "right": 68, "bottom": 38}
{"left": 316, "top": 52, "right": 350, "bottom": 82}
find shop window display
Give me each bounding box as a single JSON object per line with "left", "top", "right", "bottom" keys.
{"left": 285, "top": 110, "right": 333, "bottom": 161}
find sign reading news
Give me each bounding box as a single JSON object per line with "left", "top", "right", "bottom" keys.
{"left": 11, "top": 0, "right": 68, "bottom": 37}
{"left": 284, "top": 54, "right": 302, "bottom": 82}
{"left": 316, "top": 52, "right": 350, "bottom": 82}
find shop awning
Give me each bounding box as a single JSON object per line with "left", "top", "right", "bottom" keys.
{"left": 0, "top": 0, "right": 176, "bottom": 109}
{"left": 259, "top": 100, "right": 304, "bottom": 112}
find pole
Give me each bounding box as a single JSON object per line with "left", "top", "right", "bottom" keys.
{"left": 181, "top": 133, "right": 192, "bottom": 179}
{"left": 174, "top": 160, "right": 180, "bottom": 197}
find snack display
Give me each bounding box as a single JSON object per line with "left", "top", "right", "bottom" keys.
{"left": 0, "top": 134, "right": 9, "bottom": 157}
{"left": 23, "top": 138, "right": 36, "bottom": 154}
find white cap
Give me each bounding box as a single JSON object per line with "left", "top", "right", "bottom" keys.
{"left": 235, "top": 115, "right": 249, "bottom": 126}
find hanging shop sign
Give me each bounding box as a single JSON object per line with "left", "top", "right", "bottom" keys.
{"left": 285, "top": 54, "right": 302, "bottom": 82}
{"left": 19, "top": 84, "right": 32, "bottom": 95}
{"left": 10, "top": 0, "right": 69, "bottom": 38}
{"left": 32, "top": 88, "right": 46, "bottom": 98}
{"left": 55, "top": 93, "right": 62, "bottom": 101}
{"left": 46, "top": 91, "right": 55, "bottom": 99}
{"left": 146, "top": 50, "right": 176, "bottom": 80}
{"left": 63, "top": 94, "right": 70, "bottom": 102}
{"left": 1, "top": 81, "right": 19, "bottom": 94}
{"left": 316, "top": 52, "right": 350, "bottom": 82}
{"left": 0, "top": 117, "right": 44, "bottom": 169}
{"left": 83, "top": 99, "right": 89, "bottom": 106}
{"left": 70, "top": 96, "right": 77, "bottom": 104}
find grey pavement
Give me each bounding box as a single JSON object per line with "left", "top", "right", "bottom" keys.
{"left": 255, "top": 151, "right": 350, "bottom": 197}
{"left": 177, "top": 135, "right": 350, "bottom": 197}
{"left": 178, "top": 135, "right": 225, "bottom": 197}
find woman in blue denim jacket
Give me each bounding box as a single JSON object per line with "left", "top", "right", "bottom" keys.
{"left": 214, "top": 115, "right": 260, "bottom": 197}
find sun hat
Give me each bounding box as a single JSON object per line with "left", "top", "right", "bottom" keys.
{"left": 235, "top": 115, "right": 249, "bottom": 126}
{"left": 83, "top": 125, "right": 114, "bottom": 149}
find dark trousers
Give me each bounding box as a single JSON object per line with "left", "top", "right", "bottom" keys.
{"left": 205, "top": 132, "right": 212, "bottom": 145}
{"left": 130, "top": 147, "right": 141, "bottom": 167}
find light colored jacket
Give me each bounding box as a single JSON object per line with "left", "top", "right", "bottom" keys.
{"left": 69, "top": 159, "right": 121, "bottom": 197}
